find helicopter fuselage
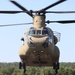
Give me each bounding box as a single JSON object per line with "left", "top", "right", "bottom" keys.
{"left": 19, "top": 27, "right": 60, "bottom": 66}
{"left": 0, "top": 0, "right": 73, "bottom": 74}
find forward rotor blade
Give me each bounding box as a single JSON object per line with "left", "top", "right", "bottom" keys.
{"left": 46, "top": 20, "right": 75, "bottom": 24}
{"left": 0, "top": 11, "right": 23, "bottom": 14}
{"left": 45, "top": 11, "right": 75, "bottom": 14}
{"left": 39, "top": 0, "right": 66, "bottom": 13}
{"left": 10, "top": 0, "right": 33, "bottom": 17}
{"left": 0, "top": 10, "right": 75, "bottom": 14}
{"left": 0, "top": 22, "right": 32, "bottom": 27}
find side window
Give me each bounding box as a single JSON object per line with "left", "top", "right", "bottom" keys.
{"left": 42, "top": 27, "right": 49, "bottom": 35}
{"left": 46, "top": 27, "right": 53, "bottom": 38}
{"left": 42, "top": 29, "right": 48, "bottom": 35}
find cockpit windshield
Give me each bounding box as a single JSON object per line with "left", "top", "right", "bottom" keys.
{"left": 29, "top": 30, "right": 35, "bottom": 35}
{"left": 28, "top": 29, "right": 49, "bottom": 35}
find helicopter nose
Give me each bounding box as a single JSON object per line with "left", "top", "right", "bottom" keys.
{"left": 26, "top": 37, "right": 35, "bottom": 48}
{"left": 26, "top": 36, "right": 53, "bottom": 48}
{"left": 42, "top": 37, "right": 53, "bottom": 48}
{"left": 30, "top": 36, "right": 48, "bottom": 44}
{"left": 30, "top": 36, "right": 48, "bottom": 46}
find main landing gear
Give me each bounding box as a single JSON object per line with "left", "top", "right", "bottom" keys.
{"left": 53, "top": 62, "right": 59, "bottom": 75}
{"left": 19, "top": 62, "right": 27, "bottom": 75}
{"left": 19, "top": 62, "right": 59, "bottom": 75}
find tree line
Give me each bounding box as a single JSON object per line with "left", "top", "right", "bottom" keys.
{"left": 0, "top": 62, "right": 75, "bottom": 75}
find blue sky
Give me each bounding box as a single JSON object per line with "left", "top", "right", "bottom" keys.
{"left": 0, "top": 0, "right": 75, "bottom": 62}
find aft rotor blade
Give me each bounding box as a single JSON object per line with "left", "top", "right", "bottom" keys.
{"left": 0, "top": 22, "right": 32, "bottom": 27}
{"left": 39, "top": 0, "right": 66, "bottom": 13}
{"left": 46, "top": 20, "right": 75, "bottom": 24}
{"left": 0, "top": 11, "right": 23, "bottom": 14}
{"left": 10, "top": 0, "right": 33, "bottom": 17}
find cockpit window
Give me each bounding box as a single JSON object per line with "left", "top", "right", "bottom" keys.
{"left": 37, "top": 30, "right": 41, "bottom": 34}
{"left": 28, "top": 29, "right": 49, "bottom": 35}
{"left": 29, "top": 30, "right": 35, "bottom": 35}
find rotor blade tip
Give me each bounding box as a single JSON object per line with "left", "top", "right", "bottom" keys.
{"left": 60, "top": 0, "right": 67, "bottom": 2}
{"left": 10, "top": 0, "right": 14, "bottom": 1}
{"left": 10, "top": 0, "right": 13, "bottom": 1}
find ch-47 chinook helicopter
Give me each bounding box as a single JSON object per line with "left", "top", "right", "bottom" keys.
{"left": 0, "top": 0, "right": 75, "bottom": 75}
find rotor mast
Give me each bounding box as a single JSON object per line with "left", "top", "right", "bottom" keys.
{"left": 33, "top": 15, "right": 46, "bottom": 28}
{"left": 33, "top": 0, "right": 66, "bottom": 28}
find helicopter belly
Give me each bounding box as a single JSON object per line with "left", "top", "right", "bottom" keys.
{"left": 19, "top": 43, "right": 60, "bottom": 66}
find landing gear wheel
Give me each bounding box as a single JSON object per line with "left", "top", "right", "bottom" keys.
{"left": 19, "top": 62, "right": 27, "bottom": 75}
{"left": 23, "top": 72, "right": 27, "bottom": 75}
{"left": 19, "top": 62, "right": 22, "bottom": 69}
{"left": 55, "top": 69, "right": 58, "bottom": 75}
{"left": 23, "top": 63, "right": 27, "bottom": 75}
{"left": 53, "top": 62, "right": 59, "bottom": 75}
{"left": 38, "top": 59, "right": 42, "bottom": 67}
